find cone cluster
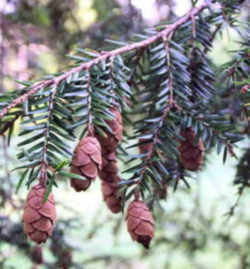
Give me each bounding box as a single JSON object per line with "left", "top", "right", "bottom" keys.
{"left": 126, "top": 200, "right": 155, "bottom": 248}
{"left": 23, "top": 184, "right": 56, "bottom": 244}
{"left": 70, "top": 136, "right": 102, "bottom": 192}
{"left": 96, "top": 107, "right": 123, "bottom": 214}
{"left": 178, "top": 128, "right": 204, "bottom": 171}
{"left": 22, "top": 107, "right": 158, "bottom": 248}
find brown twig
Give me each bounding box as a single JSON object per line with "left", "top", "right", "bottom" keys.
{"left": 0, "top": 2, "right": 209, "bottom": 119}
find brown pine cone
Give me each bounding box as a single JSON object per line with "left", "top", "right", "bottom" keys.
{"left": 96, "top": 107, "right": 123, "bottom": 152}
{"left": 70, "top": 136, "right": 102, "bottom": 192}
{"left": 126, "top": 200, "right": 154, "bottom": 249}
{"left": 99, "top": 151, "right": 118, "bottom": 183}
{"left": 178, "top": 128, "right": 204, "bottom": 171}
{"left": 23, "top": 184, "right": 56, "bottom": 244}
{"left": 101, "top": 176, "right": 122, "bottom": 214}
{"left": 31, "top": 246, "right": 43, "bottom": 264}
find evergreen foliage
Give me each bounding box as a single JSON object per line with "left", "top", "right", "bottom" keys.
{"left": 0, "top": 0, "right": 249, "bottom": 211}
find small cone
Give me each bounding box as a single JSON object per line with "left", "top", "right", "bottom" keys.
{"left": 96, "top": 107, "right": 123, "bottom": 212}
{"left": 99, "top": 151, "right": 122, "bottom": 213}
{"left": 99, "top": 151, "right": 119, "bottom": 183}
{"left": 70, "top": 136, "right": 102, "bottom": 192}
{"left": 126, "top": 200, "right": 154, "bottom": 248}
{"left": 178, "top": 128, "right": 204, "bottom": 171}
{"left": 101, "top": 177, "right": 122, "bottom": 214}
{"left": 31, "top": 246, "right": 43, "bottom": 264}
{"left": 23, "top": 184, "right": 56, "bottom": 244}
{"left": 96, "top": 107, "right": 123, "bottom": 151}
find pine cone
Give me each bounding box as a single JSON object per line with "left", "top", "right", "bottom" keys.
{"left": 23, "top": 184, "right": 56, "bottom": 244}
{"left": 101, "top": 177, "right": 122, "bottom": 214}
{"left": 99, "top": 151, "right": 118, "bottom": 183}
{"left": 126, "top": 200, "right": 154, "bottom": 248}
{"left": 31, "top": 246, "right": 43, "bottom": 264}
{"left": 96, "top": 107, "right": 123, "bottom": 151}
{"left": 179, "top": 129, "right": 204, "bottom": 168}
{"left": 70, "top": 136, "right": 102, "bottom": 192}
{"left": 178, "top": 128, "right": 204, "bottom": 171}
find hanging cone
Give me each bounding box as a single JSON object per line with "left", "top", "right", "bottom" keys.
{"left": 96, "top": 107, "right": 123, "bottom": 152}
{"left": 126, "top": 200, "right": 154, "bottom": 249}
{"left": 96, "top": 107, "right": 122, "bottom": 184}
{"left": 99, "top": 142, "right": 122, "bottom": 213}
{"left": 99, "top": 151, "right": 119, "bottom": 183}
{"left": 31, "top": 245, "right": 43, "bottom": 264}
{"left": 23, "top": 184, "right": 56, "bottom": 244}
{"left": 101, "top": 176, "right": 122, "bottom": 214}
{"left": 70, "top": 136, "right": 102, "bottom": 192}
{"left": 96, "top": 107, "right": 123, "bottom": 211}
{"left": 178, "top": 128, "right": 204, "bottom": 171}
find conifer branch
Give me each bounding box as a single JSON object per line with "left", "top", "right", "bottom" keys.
{"left": 136, "top": 42, "right": 176, "bottom": 186}
{"left": 40, "top": 85, "right": 58, "bottom": 186}
{"left": 0, "top": 2, "right": 209, "bottom": 119}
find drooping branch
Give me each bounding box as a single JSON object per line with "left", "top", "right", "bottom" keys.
{"left": 134, "top": 40, "right": 177, "bottom": 188}
{"left": 0, "top": 2, "right": 210, "bottom": 119}
{"left": 40, "top": 85, "right": 58, "bottom": 186}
